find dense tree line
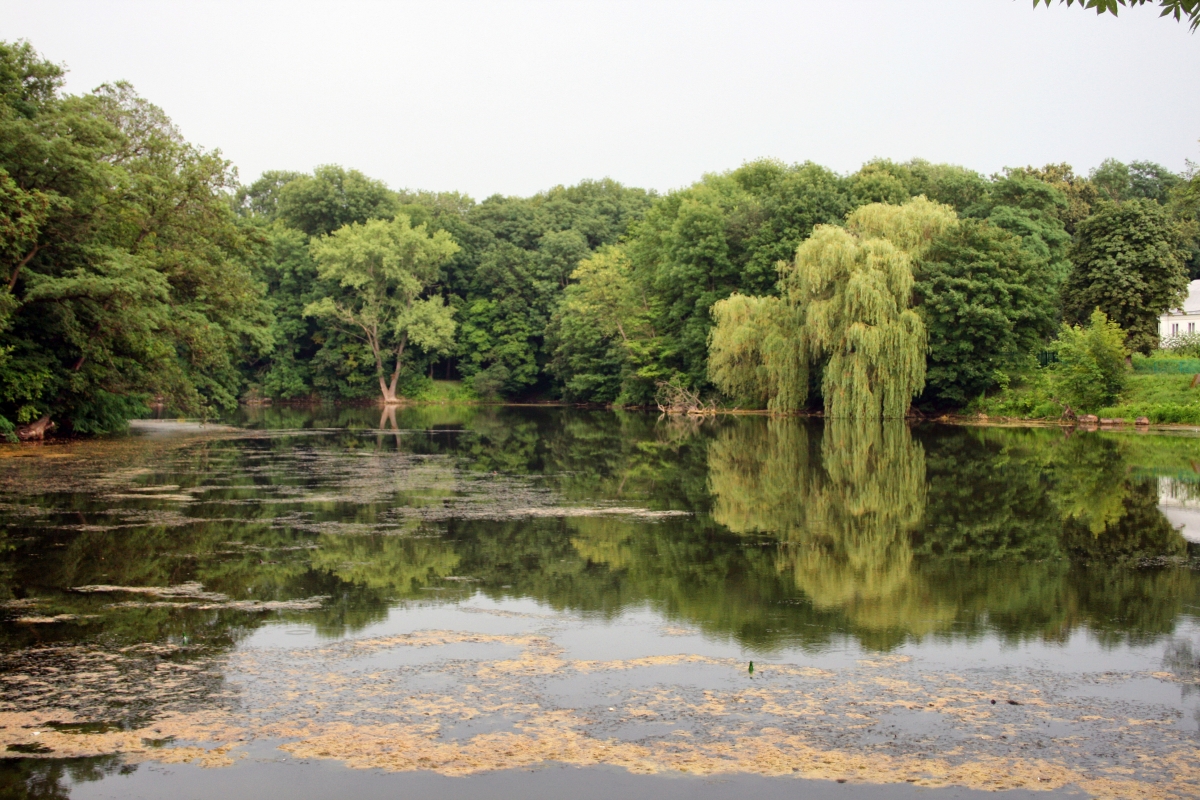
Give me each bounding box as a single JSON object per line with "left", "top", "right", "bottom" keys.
{"left": 2, "top": 39, "right": 1198, "bottom": 433}
{"left": 0, "top": 41, "right": 270, "bottom": 438}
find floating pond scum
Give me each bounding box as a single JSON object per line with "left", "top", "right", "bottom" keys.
{"left": 0, "top": 407, "right": 1198, "bottom": 799}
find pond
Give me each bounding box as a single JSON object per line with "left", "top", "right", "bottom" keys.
{"left": 0, "top": 408, "right": 1197, "bottom": 799}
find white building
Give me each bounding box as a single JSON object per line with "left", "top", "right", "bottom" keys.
{"left": 1158, "top": 477, "right": 1200, "bottom": 544}
{"left": 1159, "top": 279, "right": 1200, "bottom": 342}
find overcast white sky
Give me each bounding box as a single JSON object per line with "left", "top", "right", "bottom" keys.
{"left": 2, "top": 0, "right": 1198, "bottom": 198}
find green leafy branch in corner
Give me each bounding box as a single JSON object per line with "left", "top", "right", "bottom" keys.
{"left": 1031, "top": 0, "right": 1200, "bottom": 31}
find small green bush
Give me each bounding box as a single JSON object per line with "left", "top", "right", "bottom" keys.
{"left": 967, "top": 368, "right": 1063, "bottom": 419}
{"left": 1052, "top": 309, "right": 1128, "bottom": 413}
{"left": 408, "top": 380, "right": 479, "bottom": 403}
{"left": 1161, "top": 332, "right": 1200, "bottom": 358}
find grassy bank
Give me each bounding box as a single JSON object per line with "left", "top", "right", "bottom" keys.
{"left": 970, "top": 365, "right": 1200, "bottom": 424}
{"left": 409, "top": 379, "right": 480, "bottom": 404}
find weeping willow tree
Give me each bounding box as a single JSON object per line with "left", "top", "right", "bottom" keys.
{"left": 709, "top": 197, "right": 957, "bottom": 417}
{"left": 707, "top": 295, "right": 807, "bottom": 410}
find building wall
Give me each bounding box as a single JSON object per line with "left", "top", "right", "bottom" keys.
{"left": 1160, "top": 313, "right": 1200, "bottom": 341}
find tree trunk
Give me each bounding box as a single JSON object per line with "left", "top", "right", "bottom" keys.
{"left": 378, "top": 334, "right": 408, "bottom": 405}
{"left": 378, "top": 374, "right": 399, "bottom": 405}
{"left": 16, "top": 415, "right": 55, "bottom": 441}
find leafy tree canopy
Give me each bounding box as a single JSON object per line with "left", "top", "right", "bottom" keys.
{"left": 1062, "top": 198, "right": 1189, "bottom": 353}
{"left": 304, "top": 215, "right": 458, "bottom": 404}
{"left": 0, "top": 40, "right": 270, "bottom": 436}
{"left": 916, "top": 218, "right": 1064, "bottom": 405}
{"left": 277, "top": 165, "right": 400, "bottom": 237}
{"left": 1032, "top": 0, "right": 1200, "bottom": 31}
{"left": 711, "top": 198, "right": 956, "bottom": 417}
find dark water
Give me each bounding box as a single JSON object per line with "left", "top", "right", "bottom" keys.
{"left": 0, "top": 408, "right": 1197, "bottom": 798}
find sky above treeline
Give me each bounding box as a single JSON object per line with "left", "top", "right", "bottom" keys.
{"left": 2, "top": 0, "right": 1198, "bottom": 199}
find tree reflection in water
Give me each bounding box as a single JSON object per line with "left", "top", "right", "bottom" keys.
{"left": 0, "top": 409, "right": 1197, "bottom": 659}
{"left": 710, "top": 418, "right": 932, "bottom": 637}
{"left": 708, "top": 417, "right": 1196, "bottom": 648}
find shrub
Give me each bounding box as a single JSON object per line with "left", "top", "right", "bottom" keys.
{"left": 1052, "top": 309, "right": 1128, "bottom": 413}
{"left": 1160, "top": 332, "right": 1200, "bottom": 358}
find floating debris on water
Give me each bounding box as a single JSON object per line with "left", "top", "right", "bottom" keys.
{"left": 72, "top": 583, "right": 228, "bottom": 602}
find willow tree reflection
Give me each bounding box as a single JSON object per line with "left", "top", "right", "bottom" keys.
{"left": 2, "top": 411, "right": 1198, "bottom": 662}
{"left": 708, "top": 418, "right": 1198, "bottom": 647}
{"left": 709, "top": 418, "right": 945, "bottom": 638}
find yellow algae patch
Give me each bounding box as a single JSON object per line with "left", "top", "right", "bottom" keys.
{"left": 659, "top": 626, "right": 696, "bottom": 637}
{"left": 3, "top": 628, "right": 1198, "bottom": 799}
{"left": 855, "top": 654, "right": 912, "bottom": 668}
{"left": 574, "top": 654, "right": 726, "bottom": 672}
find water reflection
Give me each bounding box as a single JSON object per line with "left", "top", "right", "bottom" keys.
{"left": 710, "top": 419, "right": 928, "bottom": 639}
{"left": 0, "top": 755, "right": 129, "bottom": 800}
{"left": 0, "top": 409, "right": 1197, "bottom": 661}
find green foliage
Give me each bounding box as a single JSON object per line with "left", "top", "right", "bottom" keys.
{"left": 1032, "top": 0, "right": 1200, "bottom": 31}
{"left": 711, "top": 198, "right": 955, "bottom": 417}
{"left": 1169, "top": 160, "right": 1200, "bottom": 280}
{"left": 418, "top": 180, "right": 655, "bottom": 399}
{"left": 1052, "top": 309, "right": 1129, "bottom": 412}
{"left": 67, "top": 390, "right": 150, "bottom": 433}
{"left": 408, "top": 379, "right": 478, "bottom": 403}
{"left": 1091, "top": 158, "right": 1181, "bottom": 204}
{"left": 1100, "top": 401, "right": 1200, "bottom": 424}
{"left": 304, "top": 215, "right": 458, "bottom": 403}
{"left": 708, "top": 294, "right": 796, "bottom": 409}
{"left": 248, "top": 223, "right": 320, "bottom": 399}
{"left": 547, "top": 247, "right": 658, "bottom": 404}
{"left": 850, "top": 158, "right": 989, "bottom": 213}
{"left": 233, "top": 169, "right": 304, "bottom": 222}
{"left": 968, "top": 367, "right": 1063, "bottom": 419}
{"left": 622, "top": 160, "right": 853, "bottom": 393}
{"left": 276, "top": 165, "right": 399, "bottom": 238}
{"left": 916, "top": 218, "right": 1063, "bottom": 405}
{"left": 801, "top": 202, "right": 951, "bottom": 417}
{"left": 1063, "top": 199, "right": 1189, "bottom": 354}
{"left": 0, "top": 41, "right": 271, "bottom": 432}
{"left": 1000, "top": 163, "right": 1098, "bottom": 234}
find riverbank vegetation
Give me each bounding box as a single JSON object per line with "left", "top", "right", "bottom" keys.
{"left": 3, "top": 38, "right": 1200, "bottom": 435}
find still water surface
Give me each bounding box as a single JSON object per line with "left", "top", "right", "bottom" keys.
{"left": 0, "top": 408, "right": 1198, "bottom": 798}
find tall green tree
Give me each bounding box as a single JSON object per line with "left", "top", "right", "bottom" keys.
{"left": 426, "top": 179, "right": 654, "bottom": 398}
{"left": 304, "top": 215, "right": 458, "bottom": 404}
{"left": 0, "top": 41, "right": 270, "bottom": 434}
{"left": 1062, "top": 198, "right": 1188, "bottom": 353}
{"left": 546, "top": 246, "right": 657, "bottom": 403}
{"left": 1000, "top": 164, "right": 1098, "bottom": 234}
{"left": 245, "top": 223, "right": 320, "bottom": 399}
{"left": 276, "top": 165, "right": 399, "bottom": 237}
{"left": 1091, "top": 159, "right": 1181, "bottom": 204}
{"left": 916, "top": 219, "right": 1064, "bottom": 405}
{"left": 624, "top": 160, "right": 851, "bottom": 394}
{"left": 710, "top": 198, "right": 957, "bottom": 417}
